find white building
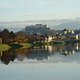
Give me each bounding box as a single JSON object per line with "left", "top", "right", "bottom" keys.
{"left": 48, "top": 36, "right": 53, "bottom": 42}
{"left": 75, "top": 34, "right": 79, "bottom": 40}
{"left": 45, "top": 36, "right": 53, "bottom": 42}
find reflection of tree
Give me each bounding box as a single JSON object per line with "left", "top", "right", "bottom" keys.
{"left": 0, "top": 43, "right": 80, "bottom": 65}
{"left": 15, "top": 49, "right": 29, "bottom": 61}
{"left": 61, "top": 44, "right": 80, "bottom": 56}
{"left": 0, "top": 49, "right": 15, "bottom": 65}
{"left": 26, "top": 49, "right": 49, "bottom": 60}
{"left": 0, "top": 49, "right": 29, "bottom": 65}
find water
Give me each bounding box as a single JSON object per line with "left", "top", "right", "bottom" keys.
{"left": 0, "top": 43, "right": 80, "bottom": 80}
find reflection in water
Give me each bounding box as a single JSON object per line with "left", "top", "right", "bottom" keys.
{"left": 27, "top": 49, "right": 49, "bottom": 60}
{"left": 0, "top": 43, "right": 80, "bottom": 65}
{"left": 0, "top": 50, "right": 16, "bottom": 65}
{"left": 76, "top": 43, "right": 79, "bottom": 50}
{"left": 16, "top": 49, "right": 29, "bottom": 61}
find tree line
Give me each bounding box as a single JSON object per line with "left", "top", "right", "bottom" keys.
{"left": 0, "top": 29, "right": 46, "bottom": 44}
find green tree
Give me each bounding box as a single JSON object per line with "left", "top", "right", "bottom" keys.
{"left": 2, "top": 29, "right": 10, "bottom": 43}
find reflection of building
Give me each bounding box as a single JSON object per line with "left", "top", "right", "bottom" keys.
{"left": 26, "top": 49, "right": 49, "bottom": 60}
{"left": 62, "top": 50, "right": 75, "bottom": 56}
{"left": 45, "top": 45, "right": 53, "bottom": 52}
{"left": 76, "top": 43, "right": 79, "bottom": 50}
{"left": 0, "top": 43, "right": 80, "bottom": 65}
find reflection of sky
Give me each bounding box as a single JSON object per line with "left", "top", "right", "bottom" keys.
{"left": 0, "top": 63, "right": 80, "bottom": 80}
{"left": 0, "top": 44, "right": 80, "bottom": 64}
{"left": 23, "top": 52, "right": 80, "bottom": 63}
{"left": 0, "top": 44, "right": 80, "bottom": 80}
{"left": 23, "top": 44, "right": 80, "bottom": 63}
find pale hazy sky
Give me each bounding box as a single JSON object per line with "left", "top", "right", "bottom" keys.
{"left": 0, "top": 0, "right": 80, "bottom": 21}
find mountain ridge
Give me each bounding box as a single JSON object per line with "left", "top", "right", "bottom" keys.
{"left": 0, "top": 18, "right": 80, "bottom": 32}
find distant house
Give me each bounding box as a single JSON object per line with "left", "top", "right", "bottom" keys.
{"left": 70, "top": 34, "right": 78, "bottom": 40}
{"left": 78, "top": 33, "right": 80, "bottom": 39}
{"left": 0, "top": 38, "right": 2, "bottom": 44}
{"left": 45, "top": 36, "right": 53, "bottom": 42}
{"left": 58, "top": 29, "right": 79, "bottom": 40}
{"left": 63, "top": 34, "right": 79, "bottom": 40}
{"left": 75, "top": 34, "right": 79, "bottom": 40}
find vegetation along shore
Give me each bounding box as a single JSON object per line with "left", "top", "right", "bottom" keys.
{"left": 0, "top": 24, "right": 80, "bottom": 51}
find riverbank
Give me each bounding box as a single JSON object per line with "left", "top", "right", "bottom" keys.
{"left": 0, "top": 44, "right": 11, "bottom": 51}
{"left": 0, "top": 43, "right": 32, "bottom": 52}
{"left": 32, "top": 40, "right": 80, "bottom": 47}
{"left": 0, "top": 40, "right": 80, "bottom": 51}
{"left": 32, "top": 41, "right": 65, "bottom": 47}
{"left": 20, "top": 43, "right": 32, "bottom": 49}
{"left": 10, "top": 43, "right": 32, "bottom": 49}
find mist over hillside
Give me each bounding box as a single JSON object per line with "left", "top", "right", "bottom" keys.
{"left": 52, "top": 19, "right": 80, "bottom": 30}
{"left": 0, "top": 18, "right": 80, "bottom": 32}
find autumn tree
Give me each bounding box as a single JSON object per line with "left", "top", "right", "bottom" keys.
{"left": 2, "top": 29, "right": 10, "bottom": 43}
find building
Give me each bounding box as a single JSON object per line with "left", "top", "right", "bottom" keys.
{"left": 78, "top": 33, "right": 80, "bottom": 39}
{"left": 45, "top": 36, "right": 53, "bottom": 42}
{"left": 24, "top": 24, "right": 51, "bottom": 35}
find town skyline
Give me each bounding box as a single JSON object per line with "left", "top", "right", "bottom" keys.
{"left": 0, "top": 18, "right": 80, "bottom": 32}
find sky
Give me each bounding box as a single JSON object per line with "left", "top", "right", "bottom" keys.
{"left": 0, "top": 0, "right": 80, "bottom": 22}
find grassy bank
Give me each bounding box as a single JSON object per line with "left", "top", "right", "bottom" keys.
{"left": 20, "top": 43, "right": 32, "bottom": 49}
{"left": 33, "top": 41, "right": 65, "bottom": 47}
{"left": 10, "top": 43, "right": 32, "bottom": 49}
{"left": 0, "top": 44, "right": 11, "bottom": 51}
{"left": 9, "top": 43, "right": 22, "bottom": 49}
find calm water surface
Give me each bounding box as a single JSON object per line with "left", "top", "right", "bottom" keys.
{"left": 0, "top": 43, "right": 80, "bottom": 80}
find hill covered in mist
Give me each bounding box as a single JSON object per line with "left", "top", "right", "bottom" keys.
{"left": 0, "top": 18, "right": 80, "bottom": 32}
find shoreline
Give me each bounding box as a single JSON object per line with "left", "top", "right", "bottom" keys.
{"left": 0, "top": 40, "right": 80, "bottom": 52}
